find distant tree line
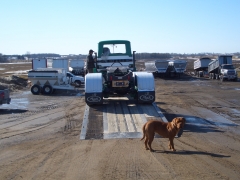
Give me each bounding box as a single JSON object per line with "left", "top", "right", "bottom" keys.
{"left": 1, "top": 52, "right": 240, "bottom": 63}
{"left": 26, "top": 53, "right": 61, "bottom": 58}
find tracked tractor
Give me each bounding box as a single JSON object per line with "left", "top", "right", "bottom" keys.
{"left": 85, "top": 40, "right": 155, "bottom": 105}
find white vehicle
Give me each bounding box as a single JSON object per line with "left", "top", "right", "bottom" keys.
{"left": 66, "top": 72, "right": 84, "bottom": 87}
{"left": 194, "top": 57, "right": 212, "bottom": 77}
{"left": 208, "top": 55, "right": 238, "bottom": 81}
{"left": 69, "top": 59, "right": 85, "bottom": 76}
{"left": 28, "top": 68, "right": 81, "bottom": 95}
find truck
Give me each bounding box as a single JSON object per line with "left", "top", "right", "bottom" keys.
{"left": 208, "top": 55, "right": 238, "bottom": 81}
{"left": 194, "top": 57, "right": 212, "bottom": 77}
{"left": 0, "top": 89, "right": 11, "bottom": 105}
{"left": 85, "top": 40, "right": 155, "bottom": 105}
{"left": 28, "top": 68, "right": 84, "bottom": 95}
{"left": 144, "top": 60, "right": 169, "bottom": 77}
{"left": 69, "top": 59, "right": 85, "bottom": 76}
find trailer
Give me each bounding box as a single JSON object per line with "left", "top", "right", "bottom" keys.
{"left": 69, "top": 59, "right": 85, "bottom": 76}
{"left": 28, "top": 68, "right": 78, "bottom": 95}
{"left": 208, "top": 55, "right": 238, "bottom": 81}
{"left": 52, "top": 59, "right": 69, "bottom": 72}
{"left": 32, "top": 59, "right": 47, "bottom": 69}
{"left": 85, "top": 40, "right": 155, "bottom": 105}
{"left": 194, "top": 57, "right": 212, "bottom": 77}
{"left": 144, "top": 60, "right": 169, "bottom": 77}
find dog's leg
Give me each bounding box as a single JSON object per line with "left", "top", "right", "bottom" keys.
{"left": 169, "top": 138, "right": 176, "bottom": 151}
{"left": 144, "top": 136, "right": 149, "bottom": 150}
{"left": 148, "top": 135, "right": 155, "bottom": 152}
{"left": 168, "top": 140, "right": 171, "bottom": 150}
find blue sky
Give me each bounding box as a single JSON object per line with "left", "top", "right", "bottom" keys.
{"left": 0, "top": 0, "right": 240, "bottom": 55}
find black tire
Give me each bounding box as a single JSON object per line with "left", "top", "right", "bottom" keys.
{"left": 31, "top": 84, "right": 41, "bottom": 95}
{"left": 75, "top": 80, "right": 81, "bottom": 87}
{"left": 42, "top": 85, "right": 53, "bottom": 95}
{"left": 213, "top": 74, "right": 216, "bottom": 79}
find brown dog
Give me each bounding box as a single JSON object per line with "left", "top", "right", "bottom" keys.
{"left": 141, "top": 117, "right": 186, "bottom": 152}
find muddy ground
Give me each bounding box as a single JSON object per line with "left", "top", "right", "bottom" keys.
{"left": 0, "top": 61, "right": 240, "bottom": 180}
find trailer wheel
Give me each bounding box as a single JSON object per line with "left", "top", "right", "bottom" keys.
{"left": 42, "top": 85, "right": 53, "bottom": 95}
{"left": 31, "top": 85, "right": 41, "bottom": 95}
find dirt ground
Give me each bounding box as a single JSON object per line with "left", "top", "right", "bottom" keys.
{"left": 1, "top": 61, "right": 240, "bottom": 180}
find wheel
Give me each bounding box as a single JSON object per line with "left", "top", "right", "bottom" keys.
{"left": 31, "top": 84, "right": 41, "bottom": 95}
{"left": 74, "top": 80, "right": 81, "bottom": 87}
{"left": 213, "top": 74, "right": 216, "bottom": 79}
{"left": 42, "top": 85, "right": 53, "bottom": 95}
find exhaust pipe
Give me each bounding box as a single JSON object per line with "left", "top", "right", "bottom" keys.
{"left": 133, "top": 51, "right": 136, "bottom": 71}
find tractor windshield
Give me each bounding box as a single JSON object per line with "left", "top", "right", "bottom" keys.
{"left": 103, "top": 44, "right": 126, "bottom": 55}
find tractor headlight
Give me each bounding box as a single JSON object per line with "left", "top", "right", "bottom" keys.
{"left": 223, "top": 70, "right": 228, "bottom": 75}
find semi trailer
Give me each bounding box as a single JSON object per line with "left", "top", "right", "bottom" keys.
{"left": 168, "top": 60, "right": 187, "bottom": 77}
{"left": 144, "top": 60, "right": 169, "bottom": 77}
{"left": 69, "top": 59, "right": 85, "bottom": 76}
{"left": 144, "top": 59, "right": 187, "bottom": 77}
{"left": 194, "top": 57, "right": 212, "bottom": 77}
{"left": 52, "top": 59, "right": 69, "bottom": 72}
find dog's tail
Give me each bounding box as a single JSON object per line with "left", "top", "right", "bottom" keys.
{"left": 140, "top": 123, "right": 146, "bottom": 141}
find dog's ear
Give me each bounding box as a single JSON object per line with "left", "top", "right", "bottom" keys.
{"left": 180, "top": 117, "right": 186, "bottom": 124}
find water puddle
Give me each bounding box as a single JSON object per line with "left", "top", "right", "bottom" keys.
{"left": 1, "top": 98, "right": 29, "bottom": 110}
{"left": 191, "top": 106, "right": 238, "bottom": 127}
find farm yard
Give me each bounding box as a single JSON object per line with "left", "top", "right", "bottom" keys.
{"left": 1, "top": 59, "right": 240, "bottom": 180}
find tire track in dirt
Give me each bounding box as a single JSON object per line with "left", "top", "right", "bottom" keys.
{"left": 0, "top": 97, "right": 84, "bottom": 139}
